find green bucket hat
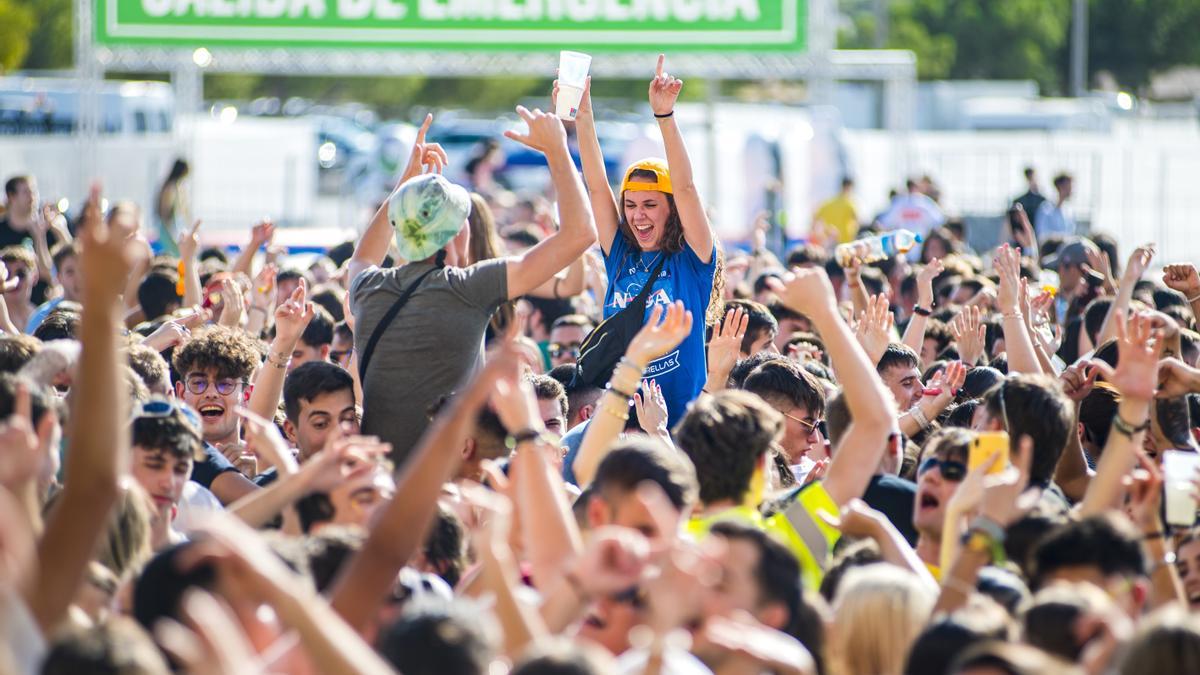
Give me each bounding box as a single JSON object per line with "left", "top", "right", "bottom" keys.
{"left": 387, "top": 174, "right": 471, "bottom": 262}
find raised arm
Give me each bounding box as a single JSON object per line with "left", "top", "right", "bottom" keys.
{"left": 347, "top": 114, "right": 446, "bottom": 284}
{"left": 177, "top": 220, "right": 203, "bottom": 309}
{"left": 490, "top": 371, "right": 583, "bottom": 589}
{"left": 573, "top": 302, "right": 692, "bottom": 487}
{"left": 994, "top": 244, "right": 1041, "bottom": 375}
{"left": 231, "top": 219, "right": 274, "bottom": 278}
{"left": 1096, "top": 245, "right": 1154, "bottom": 347}
{"left": 560, "top": 77, "right": 621, "bottom": 254}
{"left": 649, "top": 55, "right": 713, "bottom": 263}
{"left": 26, "top": 184, "right": 129, "bottom": 633}
{"left": 329, "top": 338, "right": 518, "bottom": 633}
{"left": 502, "top": 106, "right": 597, "bottom": 299}
{"left": 1163, "top": 263, "right": 1200, "bottom": 322}
{"left": 245, "top": 280, "right": 314, "bottom": 424}
{"left": 901, "top": 259, "right": 944, "bottom": 360}
{"left": 1078, "top": 313, "right": 1162, "bottom": 517}
{"left": 768, "top": 269, "right": 897, "bottom": 507}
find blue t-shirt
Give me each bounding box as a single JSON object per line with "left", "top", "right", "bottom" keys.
{"left": 603, "top": 235, "right": 716, "bottom": 426}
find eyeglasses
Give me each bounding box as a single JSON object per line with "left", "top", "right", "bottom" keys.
{"left": 783, "top": 411, "right": 823, "bottom": 437}
{"left": 184, "top": 375, "right": 243, "bottom": 396}
{"left": 330, "top": 349, "right": 351, "bottom": 364}
{"left": 918, "top": 456, "right": 968, "bottom": 482}
{"left": 548, "top": 342, "right": 582, "bottom": 359}
{"left": 133, "top": 397, "right": 202, "bottom": 430}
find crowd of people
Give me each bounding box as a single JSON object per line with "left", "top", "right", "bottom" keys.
{"left": 3, "top": 55, "right": 1200, "bottom": 675}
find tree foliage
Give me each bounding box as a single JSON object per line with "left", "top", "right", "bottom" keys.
{"left": 1086, "top": 0, "right": 1200, "bottom": 93}
{"left": 0, "top": 0, "right": 35, "bottom": 73}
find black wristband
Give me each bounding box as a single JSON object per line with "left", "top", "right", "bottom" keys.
{"left": 1111, "top": 413, "right": 1150, "bottom": 438}
{"left": 505, "top": 428, "right": 548, "bottom": 450}
{"left": 913, "top": 306, "right": 933, "bottom": 317}
{"left": 654, "top": 111, "right": 674, "bottom": 119}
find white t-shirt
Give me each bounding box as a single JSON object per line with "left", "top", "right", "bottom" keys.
{"left": 2, "top": 589, "right": 46, "bottom": 674}
{"left": 173, "top": 481, "right": 224, "bottom": 534}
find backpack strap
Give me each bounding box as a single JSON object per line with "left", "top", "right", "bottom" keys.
{"left": 358, "top": 259, "right": 444, "bottom": 380}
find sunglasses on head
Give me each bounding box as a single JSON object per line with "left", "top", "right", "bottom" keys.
{"left": 133, "top": 397, "right": 202, "bottom": 430}
{"left": 611, "top": 585, "right": 645, "bottom": 609}
{"left": 918, "top": 456, "right": 967, "bottom": 482}
{"left": 548, "top": 342, "right": 582, "bottom": 359}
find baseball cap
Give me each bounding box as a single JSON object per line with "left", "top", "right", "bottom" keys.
{"left": 1042, "top": 237, "right": 1099, "bottom": 270}
{"left": 387, "top": 174, "right": 471, "bottom": 262}
{"left": 620, "top": 158, "right": 673, "bottom": 196}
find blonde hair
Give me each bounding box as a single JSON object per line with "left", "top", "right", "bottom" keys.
{"left": 830, "top": 564, "right": 935, "bottom": 675}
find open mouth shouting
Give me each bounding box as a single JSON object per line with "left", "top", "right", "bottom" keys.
{"left": 632, "top": 223, "right": 656, "bottom": 244}
{"left": 198, "top": 403, "right": 226, "bottom": 422}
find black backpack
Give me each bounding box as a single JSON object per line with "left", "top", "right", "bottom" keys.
{"left": 573, "top": 252, "right": 669, "bottom": 387}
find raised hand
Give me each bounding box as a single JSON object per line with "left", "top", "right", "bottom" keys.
{"left": 489, "top": 367, "right": 543, "bottom": 434}
{"left": 552, "top": 76, "right": 593, "bottom": 118}
{"left": 634, "top": 379, "right": 668, "bottom": 435}
{"left": 1119, "top": 244, "right": 1155, "bottom": 285}
{"left": 176, "top": 305, "right": 212, "bottom": 330}
{"left": 177, "top": 219, "right": 202, "bottom": 260}
{"left": 0, "top": 384, "right": 44, "bottom": 491}
{"left": 1084, "top": 246, "right": 1116, "bottom": 294}
{"left": 249, "top": 219, "right": 275, "bottom": 248}
{"left": 648, "top": 54, "right": 683, "bottom": 116}
{"left": 627, "top": 301, "right": 693, "bottom": 369}
{"left": 301, "top": 436, "right": 390, "bottom": 495}
{"left": 924, "top": 360, "right": 967, "bottom": 412}
{"left": 765, "top": 267, "right": 838, "bottom": 319}
{"left": 1089, "top": 312, "right": 1164, "bottom": 402}
{"left": 235, "top": 407, "right": 299, "bottom": 476}
{"left": 569, "top": 526, "right": 652, "bottom": 599}
{"left": 141, "top": 319, "right": 191, "bottom": 353}
{"left": 250, "top": 263, "right": 277, "bottom": 312}
{"left": 853, "top": 293, "right": 894, "bottom": 364}
{"left": 1010, "top": 204, "right": 1036, "bottom": 252}
{"left": 216, "top": 278, "right": 246, "bottom": 328}
{"left": 950, "top": 305, "right": 986, "bottom": 366}
{"left": 1163, "top": 264, "right": 1200, "bottom": 300}
{"left": 272, "top": 278, "right": 315, "bottom": 345}
{"left": 707, "top": 306, "right": 748, "bottom": 376}
{"left": 993, "top": 244, "right": 1022, "bottom": 314}
{"left": 916, "top": 258, "right": 944, "bottom": 309}
{"left": 0, "top": 262, "right": 19, "bottom": 293}
{"left": 1060, "top": 360, "right": 1100, "bottom": 402}
{"left": 401, "top": 114, "right": 449, "bottom": 183}
{"left": 78, "top": 183, "right": 135, "bottom": 299}
{"left": 503, "top": 105, "right": 569, "bottom": 157}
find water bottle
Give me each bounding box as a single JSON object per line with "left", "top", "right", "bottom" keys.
{"left": 835, "top": 230, "right": 923, "bottom": 267}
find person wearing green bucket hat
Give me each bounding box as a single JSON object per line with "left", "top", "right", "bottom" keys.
{"left": 346, "top": 110, "right": 597, "bottom": 464}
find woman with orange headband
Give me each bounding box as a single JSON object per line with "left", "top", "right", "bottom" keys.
{"left": 559, "top": 54, "right": 720, "bottom": 426}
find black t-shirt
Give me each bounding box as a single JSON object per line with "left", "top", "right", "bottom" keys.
{"left": 190, "top": 443, "right": 240, "bottom": 489}
{"left": 863, "top": 473, "right": 919, "bottom": 546}
{"left": 1014, "top": 191, "right": 1047, "bottom": 227}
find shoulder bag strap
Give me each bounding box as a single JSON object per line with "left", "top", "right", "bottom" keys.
{"left": 358, "top": 264, "right": 442, "bottom": 380}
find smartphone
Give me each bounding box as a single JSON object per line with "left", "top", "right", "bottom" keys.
{"left": 1162, "top": 450, "right": 1200, "bottom": 528}
{"left": 1007, "top": 205, "right": 1023, "bottom": 230}
{"left": 969, "top": 431, "right": 1010, "bottom": 475}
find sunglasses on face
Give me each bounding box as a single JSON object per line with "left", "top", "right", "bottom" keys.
{"left": 330, "top": 349, "right": 351, "bottom": 363}
{"left": 548, "top": 342, "right": 582, "bottom": 359}
{"left": 184, "top": 375, "right": 242, "bottom": 396}
{"left": 783, "top": 411, "right": 823, "bottom": 437}
{"left": 918, "top": 456, "right": 967, "bottom": 482}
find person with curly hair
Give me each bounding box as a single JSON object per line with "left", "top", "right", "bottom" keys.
{"left": 172, "top": 326, "right": 262, "bottom": 503}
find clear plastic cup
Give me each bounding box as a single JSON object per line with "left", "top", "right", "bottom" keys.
{"left": 556, "top": 51, "right": 591, "bottom": 120}
{"left": 1163, "top": 450, "right": 1200, "bottom": 527}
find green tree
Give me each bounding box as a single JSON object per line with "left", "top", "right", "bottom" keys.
{"left": 1086, "top": 0, "right": 1200, "bottom": 93}
{"left": 840, "top": 0, "right": 1071, "bottom": 92}
{"left": 0, "top": 0, "right": 34, "bottom": 73}
{"left": 20, "top": 0, "right": 73, "bottom": 70}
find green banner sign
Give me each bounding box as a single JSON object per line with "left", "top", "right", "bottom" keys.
{"left": 96, "top": 0, "right": 806, "bottom": 51}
